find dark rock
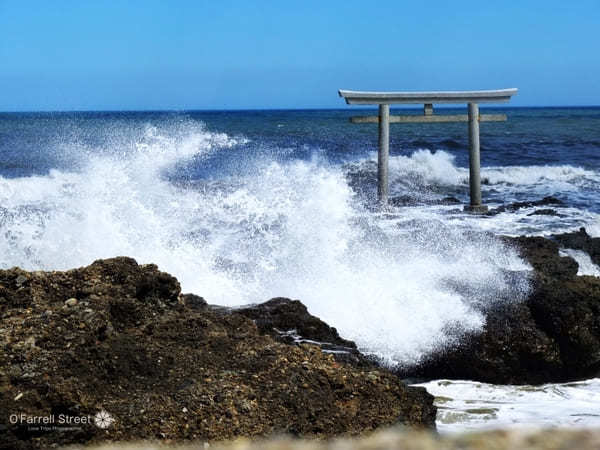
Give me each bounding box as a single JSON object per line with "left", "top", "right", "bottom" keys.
{"left": 389, "top": 195, "right": 419, "bottom": 207}
{"left": 236, "top": 298, "right": 373, "bottom": 367}
{"left": 487, "top": 196, "right": 564, "bottom": 216}
{"left": 180, "top": 293, "right": 208, "bottom": 309}
{"left": 527, "top": 209, "right": 562, "bottom": 216}
{"left": 502, "top": 236, "right": 579, "bottom": 281}
{"left": 528, "top": 276, "right": 600, "bottom": 379}
{"left": 0, "top": 259, "right": 435, "bottom": 449}
{"left": 437, "top": 196, "right": 462, "bottom": 205}
{"left": 399, "top": 301, "right": 564, "bottom": 384}
{"left": 388, "top": 196, "right": 462, "bottom": 208}
{"left": 237, "top": 298, "right": 355, "bottom": 348}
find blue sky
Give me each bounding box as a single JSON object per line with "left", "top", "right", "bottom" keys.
{"left": 1, "top": 1, "right": 599, "bottom": 111}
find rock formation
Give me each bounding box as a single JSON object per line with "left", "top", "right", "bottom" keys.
{"left": 0, "top": 258, "right": 435, "bottom": 449}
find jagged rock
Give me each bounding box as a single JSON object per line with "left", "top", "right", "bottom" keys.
{"left": 180, "top": 293, "right": 208, "bottom": 309}
{"left": 0, "top": 258, "right": 435, "bottom": 450}
{"left": 503, "top": 235, "right": 578, "bottom": 281}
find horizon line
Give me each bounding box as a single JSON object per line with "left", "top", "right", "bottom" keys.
{"left": 1, "top": 104, "right": 600, "bottom": 114}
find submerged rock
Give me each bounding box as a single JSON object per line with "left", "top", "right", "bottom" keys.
{"left": 0, "top": 258, "right": 435, "bottom": 449}
{"left": 388, "top": 195, "right": 462, "bottom": 207}
{"left": 527, "top": 208, "right": 564, "bottom": 217}
{"left": 486, "top": 196, "right": 564, "bottom": 216}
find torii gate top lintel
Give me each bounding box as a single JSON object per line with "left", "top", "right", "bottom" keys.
{"left": 338, "top": 88, "right": 518, "bottom": 213}
{"left": 338, "top": 88, "right": 518, "bottom": 105}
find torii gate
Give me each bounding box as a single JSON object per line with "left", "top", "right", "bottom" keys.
{"left": 338, "top": 88, "right": 518, "bottom": 212}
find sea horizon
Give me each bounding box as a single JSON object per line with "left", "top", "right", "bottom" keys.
{"left": 2, "top": 104, "right": 600, "bottom": 114}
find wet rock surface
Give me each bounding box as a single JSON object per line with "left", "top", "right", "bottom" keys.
{"left": 398, "top": 230, "right": 600, "bottom": 384}
{"left": 0, "top": 258, "right": 435, "bottom": 450}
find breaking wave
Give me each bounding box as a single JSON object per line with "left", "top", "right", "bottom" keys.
{"left": 5, "top": 121, "right": 594, "bottom": 366}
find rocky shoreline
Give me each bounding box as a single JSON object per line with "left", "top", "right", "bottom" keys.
{"left": 1, "top": 228, "right": 600, "bottom": 448}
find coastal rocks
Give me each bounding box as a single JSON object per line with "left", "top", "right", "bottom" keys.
{"left": 400, "top": 232, "right": 600, "bottom": 384}
{"left": 505, "top": 235, "right": 579, "bottom": 281}
{"left": 0, "top": 258, "right": 436, "bottom": 449}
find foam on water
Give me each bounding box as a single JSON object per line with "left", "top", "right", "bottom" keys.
{"left": 416, "top": 378, "right": 600, "bottom": 433}
{"left": 2, "top": 119, "right": 600, "bottom": 430}
{"left": 355, "top": 149, "right": 600, "bottom": 236}
{"left": 559, "top": 249, "right": 600, "bottom": 276}
{"left": 386, "top": 149, "right": 600, "bottom": 189}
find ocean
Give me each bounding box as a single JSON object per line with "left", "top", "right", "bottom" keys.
{"left": 1, "top": 107, "right": 600, "bottom": 432}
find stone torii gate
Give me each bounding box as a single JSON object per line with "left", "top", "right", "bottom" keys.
{"left": 338, "top": 88, "right": 518, "bottom": 212}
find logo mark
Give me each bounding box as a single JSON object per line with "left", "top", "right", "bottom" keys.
{"left": 94, "top": 410, "right": 115, "bottom": 429}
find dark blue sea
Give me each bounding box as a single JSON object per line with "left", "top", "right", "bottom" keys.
{"left": 2, "top": 107, "right": 600, "bottom": 430}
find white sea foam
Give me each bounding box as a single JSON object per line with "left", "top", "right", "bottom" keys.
{"left": 368, "top": 149, "right": 600, "bottom": 236}
{"left": 386, "top": 149, "right": 599, "bottom": 189}
{"left": 586, "top": 219, "right": 600, "bottom": 237}
{"left": 559, "top": 249, "right": 600, "bottom": 276}
{"left": 416, "top": 378, "right": 600, "bottom": 433}
{"left": 388, "top": 149, "right": 465, "bottom": 186}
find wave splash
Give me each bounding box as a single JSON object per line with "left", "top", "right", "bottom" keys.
{"left": 0, "top": 123, "right": 538, "bottom": 365}
{"left": 380, "top": 149, "right": 599, "bottom": 194}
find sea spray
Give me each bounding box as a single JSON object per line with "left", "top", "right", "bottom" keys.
{"left": 0, "top": 120, "right": 549, "bottom": 366}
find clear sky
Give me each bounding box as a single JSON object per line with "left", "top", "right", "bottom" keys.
{"left": 1, "top": 0, "right": 599, "bottom": 111}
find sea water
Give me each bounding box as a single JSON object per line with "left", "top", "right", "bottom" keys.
{"left": 1, "top": 107, "right": 599, "bottom": 431}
